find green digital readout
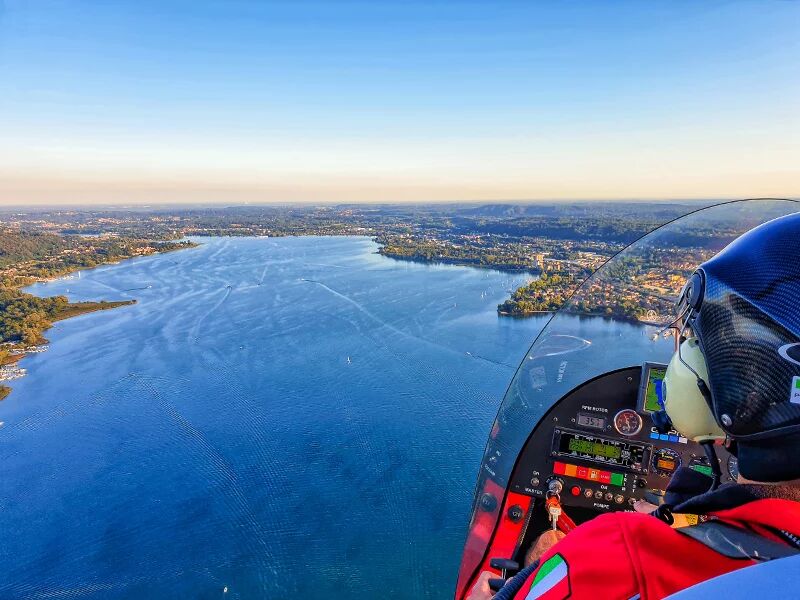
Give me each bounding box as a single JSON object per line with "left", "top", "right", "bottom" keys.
{"left": 558, "top": 431, "right": 646, "bottom": 470}
{"left": 567, "top": 437, "right": 622, "bottom": 459}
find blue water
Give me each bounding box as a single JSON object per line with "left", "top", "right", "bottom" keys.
{"left": 1, "top": 236, "right": 547, "bottom": 600}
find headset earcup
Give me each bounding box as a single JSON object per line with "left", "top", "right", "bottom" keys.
{"left": 663, "top": 338, "right": 725, "bottom": 442}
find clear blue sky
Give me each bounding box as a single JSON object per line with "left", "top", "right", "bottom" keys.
{"left": 1, "top": 0, "right": 798, "bottom": 204}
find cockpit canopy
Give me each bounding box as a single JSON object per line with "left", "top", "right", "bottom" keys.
{"left": 457, "top": 199, "right": 800, "bottom": 596}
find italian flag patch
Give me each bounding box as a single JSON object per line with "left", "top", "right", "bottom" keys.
{"left": 525, "top": 554, "right": 570, "bottom": 599}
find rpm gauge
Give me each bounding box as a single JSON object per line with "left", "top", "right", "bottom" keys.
{"left": 613, "top": 409, "right": 643, "bottom": 436}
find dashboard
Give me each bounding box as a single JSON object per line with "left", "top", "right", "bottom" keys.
{"left": 454, "top": 363, "right": 739, "bottom": 599}
{"left": 508, "top": 364, "right": 736, "bottom": 513}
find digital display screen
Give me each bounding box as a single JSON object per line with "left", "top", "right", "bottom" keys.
{"left": 643, "top": 365, "right": 667, "bottom": 413}
{"left": 567, "top": 437, "right": 622, "bottom": 459}
{"left": 576, "top": 414, "right": 606, "bottom": 430}
{"left": 556, "top": 431, "right": 647, "bottom": 470}
{"left": 657, "top": 458, "right": 677, "bottom": 472}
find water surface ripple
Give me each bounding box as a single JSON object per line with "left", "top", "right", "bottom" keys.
{"left": 1, "top": 236, "right": 546, "bottom": 599}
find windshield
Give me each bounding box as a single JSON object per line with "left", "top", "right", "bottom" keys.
{"left": 457, "top": 199, "right": 800, "bottom": 589}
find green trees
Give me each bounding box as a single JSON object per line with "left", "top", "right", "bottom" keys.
{"left": 0, "top": 288, "right": 67, "bottom": 344}
{"left": 0, "top": 229, "right": 196, "bottom": 288}
{"left": 0, "top": 287, "right": 136, "bottom": 345}
{"left": 378, "top": 236, "right": 537, "bottom": 272}
{"left": 0, "top": 231, "right": 69, "bottom": 268}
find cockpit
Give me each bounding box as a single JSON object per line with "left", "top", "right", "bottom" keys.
{"left": 455, "top": 199, "right": 799, "bottom": 599}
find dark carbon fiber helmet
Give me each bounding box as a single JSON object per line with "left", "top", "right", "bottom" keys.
{"left": 689, "top": 212, "right": 800, "bottom": 481}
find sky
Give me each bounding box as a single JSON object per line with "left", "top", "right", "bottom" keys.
{"left": 1, "top": 0, "right": 799, "bottom": 205}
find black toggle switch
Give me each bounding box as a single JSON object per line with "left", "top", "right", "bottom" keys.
{"left": 488, "top": 578, "right": 507, "bottom": 592}
{"left": 490, "top": 558, "right": 520, "bottom": 572}
{"left": 507, "top": 504, "right": 525, "bottom": 523}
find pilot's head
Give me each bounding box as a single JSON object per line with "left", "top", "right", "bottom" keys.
{"left": 660, "top": 212, "right": 800, "bottom": 483}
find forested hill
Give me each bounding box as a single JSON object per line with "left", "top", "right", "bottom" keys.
{"left": 0, "top": 229, "right": 195, "bottom": 287}
{"left": 452, "top": 216, "right": 660, "bottom": 245}
{"left": 0, "top": 231, "right": 70, "bottom": 268}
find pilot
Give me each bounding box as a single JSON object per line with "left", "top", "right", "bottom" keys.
{"left": 467, "top": 212, "right": 800, "bottom": 600}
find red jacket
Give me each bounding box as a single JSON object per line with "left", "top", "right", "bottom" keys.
{"left": 509, "top": 496, "right": 800, "bottom": 600}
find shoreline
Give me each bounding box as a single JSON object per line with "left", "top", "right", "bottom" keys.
{"left": 21, "top": 242, "right": 199, "bottom": 290}
{"left": 498, "top": 307, "right": 664, "bottom": 327}
{"left": 1, "top": 242, "right": 198, "bottom": 402}
{"left": 0, "top": 301, "right": 139, "bottom": 402}
{"left": 377, "top": 249, "right": 540, "bottom": 276}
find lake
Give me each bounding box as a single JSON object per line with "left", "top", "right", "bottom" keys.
{"left": 1, "top": 236, "right": 547, "bottom": 599}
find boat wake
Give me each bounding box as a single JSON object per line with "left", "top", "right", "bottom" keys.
{"left": 300, "top": 278, "right": 515, "bottom": 371}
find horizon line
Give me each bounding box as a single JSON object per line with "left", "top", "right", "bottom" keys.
{"left": 3, "top": 196, "right": 798, "bottom": 212}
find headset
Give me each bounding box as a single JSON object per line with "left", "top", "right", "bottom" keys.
{"left": 653, "top": 270, "right": 726, "bottom": 490}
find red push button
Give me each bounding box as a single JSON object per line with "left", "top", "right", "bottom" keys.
{"left": 570, "top": 486, "right": 581, "bottom": 496}
{"left": 599, "top": 471, "right": 611, "bottom": 484}
{"left": 576, "top": 466, "right": 589, "bottom": 479}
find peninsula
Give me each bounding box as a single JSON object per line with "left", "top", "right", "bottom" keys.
{"left": 0, "top": 229, "right": 196, "bottom": 399}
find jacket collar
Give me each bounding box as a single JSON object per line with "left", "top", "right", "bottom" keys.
{"left": 670, "top": 466, "right": 800, "bottom": 514}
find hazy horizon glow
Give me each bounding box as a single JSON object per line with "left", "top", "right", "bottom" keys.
{"left": 1, "top": 1, "right": 799, "bottom": 205}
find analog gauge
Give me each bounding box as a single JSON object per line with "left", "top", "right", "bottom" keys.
{"left": 613, "top": 409, "right": 643, "bottom": 436}
{"left": 727, "top": 455, "right": 739, "bottom": 480}
{"left": 652, "top": 448, "right": 681, "bottom": 476}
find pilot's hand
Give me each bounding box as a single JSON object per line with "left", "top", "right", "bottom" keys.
{"left": 634, "top": 499, "right": 696, "bottom": 528}
{"left": 466, "top": 571, "right": 497, "bottom": 600}
{"left": 525, "top": 529, "right": 566, "bottom": 566}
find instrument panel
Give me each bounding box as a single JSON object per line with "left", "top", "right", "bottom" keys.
{"left": 509, "top": 364, "right": 733, "bottom": 512}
